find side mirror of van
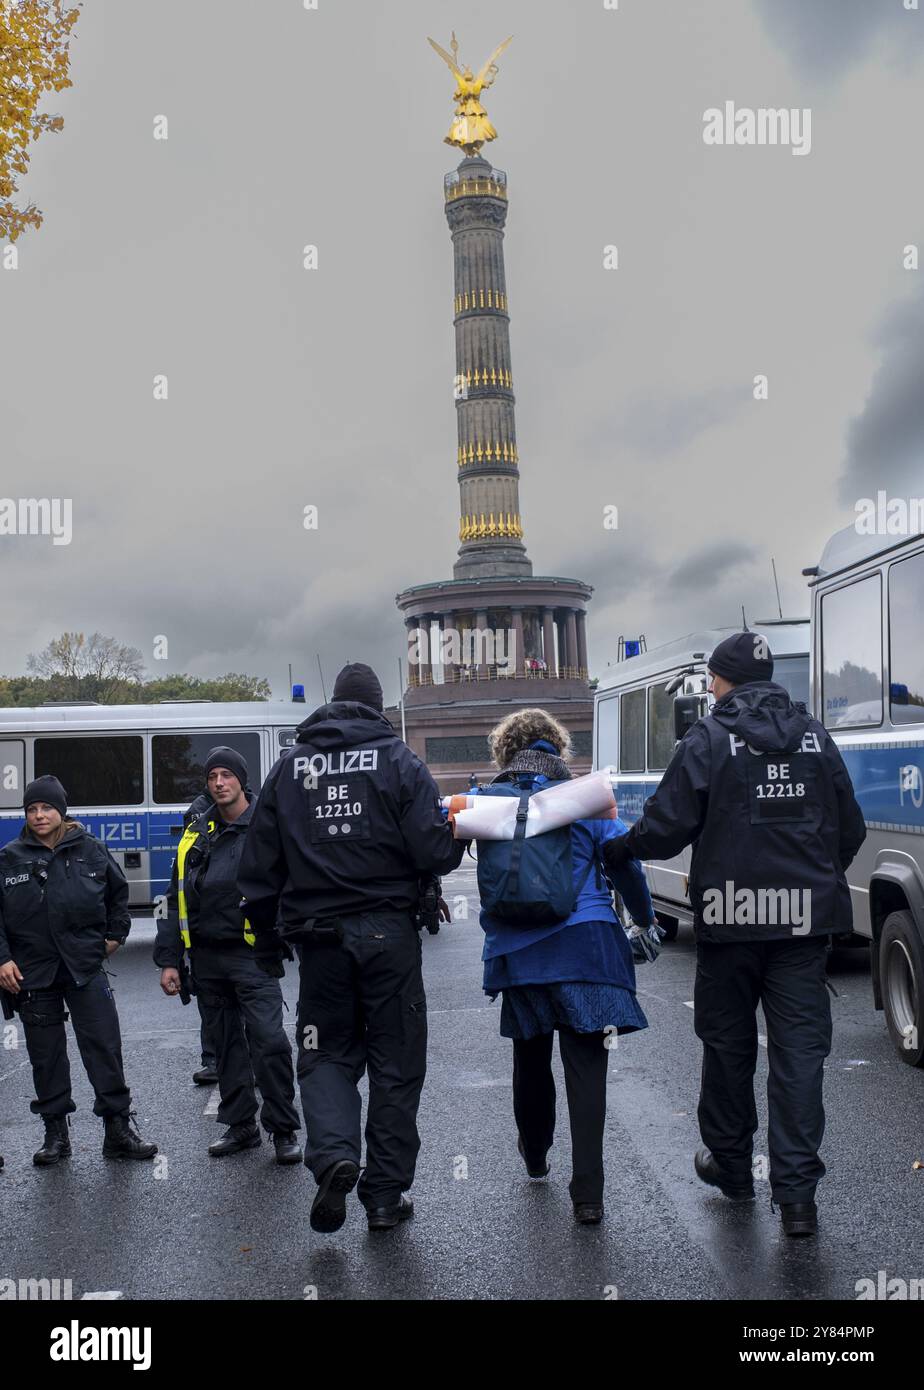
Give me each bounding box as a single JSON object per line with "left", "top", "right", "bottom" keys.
{"left": 673, "top": 694, "right": 704, "bottom": 741}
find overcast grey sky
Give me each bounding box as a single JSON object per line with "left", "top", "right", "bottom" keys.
{"left": 2, "top": 0, "right": 922, "bottom": 701}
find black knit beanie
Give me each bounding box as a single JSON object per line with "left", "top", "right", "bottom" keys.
{"left": 708, "top": 631, "right": 774, "bottom": 686}
{"left": 24, "top": 775, "right": 68, "bottom": 818}
{"left": 203, "top": 746, "right": 249, "bottom": 787}
{"left": 332, "top": 662, "right": 384, "bottom": 711}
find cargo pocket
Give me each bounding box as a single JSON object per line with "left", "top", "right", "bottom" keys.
{"left": 394, "top": 991, "right": 426, "bottom": 1086}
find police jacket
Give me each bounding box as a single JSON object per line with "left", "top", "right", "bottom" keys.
{"left": 608, "top": 682, "right": 866, "bottom": 943}
{"left": 237, "top": 700, "right": 466, "bottom": 936}
{"left": 155, "top": 798, "right": 256, "bottom": 969}
{"left": 0, "top": 822, "right": 131, "bottom": 989}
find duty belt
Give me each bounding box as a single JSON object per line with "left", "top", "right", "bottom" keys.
{"left": 295, "top": 916, "right": 345, "bottom": 943}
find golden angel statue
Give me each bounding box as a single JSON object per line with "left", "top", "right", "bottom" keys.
{"left": 428, "top": 32, "right": 514, "bottom": 156}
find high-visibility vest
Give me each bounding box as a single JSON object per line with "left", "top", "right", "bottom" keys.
{"left": 176, "top": 817, "right": 255, "bottom": 950}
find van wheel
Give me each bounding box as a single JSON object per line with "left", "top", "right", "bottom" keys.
{"left": 656, "top": 913, "right": 679, "bottom": 943}
{"left": 880, "top": 911, "right": 924, "bottom": 1067}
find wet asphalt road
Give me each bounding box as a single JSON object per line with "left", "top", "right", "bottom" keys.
{"left": 1, "top": 857, "right": 922, "bottom": 1302}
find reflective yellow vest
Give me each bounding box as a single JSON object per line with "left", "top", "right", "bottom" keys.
{"left": 176, "top": 817, "right": 255, "bottom": 950}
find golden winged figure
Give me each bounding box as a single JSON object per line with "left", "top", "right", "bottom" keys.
{"left": 428, "top": 32, "right": 514, "bottom": 155}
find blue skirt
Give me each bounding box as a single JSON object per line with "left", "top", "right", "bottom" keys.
{"left": 499, "top": 982, "right": 648, "bottom": 1041}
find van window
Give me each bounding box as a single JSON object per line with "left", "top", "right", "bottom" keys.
{"left": 0, "top": 739, "right": 25, "bottom": 809}
{"left": 619, "top": 689, "right": 645, "bottom": 772}
{"left": 595, "top": 696, "right": 619, "bottom": 769}
{"left": 647, "top": 682, "right": 675, "bottom": 771}
{"left": 821, "top": 576, "right": 883, "bottom": 729}
{"left": 774, "top": 656, "right": 810, "bottom": 711}
{"left": 34, "top": 736, "right": 144, "bottom": 807}
{"left": 153, "top": 733, "right": 261, "bottom": 804}
{"left": 889, "top": 550, "right": 924, "bottom": 725}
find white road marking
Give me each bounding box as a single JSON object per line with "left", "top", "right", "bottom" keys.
{"left": 81, "top": 1291, "right": 123, "bottom": 1300}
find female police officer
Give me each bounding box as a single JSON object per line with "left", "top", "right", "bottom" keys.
{"left": 0, "top": 775, "right": 157, "bottom": 1166}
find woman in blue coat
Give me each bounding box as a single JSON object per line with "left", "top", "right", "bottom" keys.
{"left": 478, "top": 709, "right": 659, "bottom": 1224}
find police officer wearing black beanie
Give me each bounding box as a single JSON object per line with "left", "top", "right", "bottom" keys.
{"left": 0, "top": 776, "right": 158, "bottom": 1165}
{"left": 156, "top": 747, "right": 302, "bottom": 1164}
{"left": 603, "top": 631, "right": 866, "bottom": 1236}
{"left": 238, "top": 662, "right": 466, "bottom": 1233}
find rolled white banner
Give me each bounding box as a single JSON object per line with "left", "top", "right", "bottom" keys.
{"left": 443, "top": 769, "right": 618, "bottom": 841}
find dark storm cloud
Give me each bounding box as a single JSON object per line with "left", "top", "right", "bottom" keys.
{"left": 666, "top": 542, "right": 755, "bottom": 595}
{"left": 840, "top": 285, "right": 924, "bottom": 504}
{"left": 754, "top": 0, "right": 924, "bottom": 77}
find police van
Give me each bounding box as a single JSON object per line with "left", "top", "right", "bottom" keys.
{"left": 593, "top": 525, "right": 924, "bottom": 1066}
{"left": 806, "top": 524, "right": 924, "bottom": 1065}
{"left": 593, "top": 620, "right": 810, "bottom": 942}
{"left": 0, "top": 701, "right": 306, "bottom": 907}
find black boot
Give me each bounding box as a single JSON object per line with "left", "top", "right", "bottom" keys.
{"left": 780, "top": 1200, "right": 818, "bottom": 1237}
{"left": 310, "top": 1159, "right": 360, "bottom": 1233}
{"left": 517, "top": 1134, "right": 550, "bottom": 1179}
{"left": 367, "top": 1194, "right": 415, "bottom": 1232}
{"left": 192, "top": 1064, "right": 219, "bottom": 1086}
{"left": 573, "top": 1202, "right": 604, "bottom": 1225}
{"left": 694, "top": 1147, "right": 755, "bottom": 1202}
{"left": 273, "top": 1132, "right": 303, "bottom": 1165}
{"left": 34, "top": 1116, "right": 71, "bottom": 1167}
{"left": 102, "top": 1112, "right": 158, "bottom": 1160}
{"left": 208, "top": 1122, "right": 260, "bottom": 1157}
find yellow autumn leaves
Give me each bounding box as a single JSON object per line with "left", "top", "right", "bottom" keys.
{"left": 0, "top": 0, "right": 80, "bottom": 240}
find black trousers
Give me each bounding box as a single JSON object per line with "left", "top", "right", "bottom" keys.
{"left": 694, "top": 936, "right": 832, "bottom": 1204}
{"left": 196, "top": 999, "right": 216, "bottom": 1069}
{"left": 191, "top": 946, "right": 300, "bottom": 1136}
{"left": 17, "top": 964, "right": 131, "bottom": 1119}
{"left": 512, "top": 1027, "right": 610, "bottom": 1205}
{"left": 295, "top": 911, "right": 427, "bottom": 1210}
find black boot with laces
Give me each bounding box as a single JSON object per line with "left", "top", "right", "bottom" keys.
{"left": 34, "top": 1115, "right": 71, "bottom": 1167}
{"left": 103, "top": 1112, "right": 158, "bottom": 1160}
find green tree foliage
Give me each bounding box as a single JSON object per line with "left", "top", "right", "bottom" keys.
{"left": 0, "top": 635, "right": 271, "bottom": 705}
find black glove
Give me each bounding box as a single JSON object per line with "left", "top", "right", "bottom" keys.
{"left": 254, "top": 948, "right": 285, "bottom": 979}
{"left": 602, "top": 833, "right": 633, "bottom": 876}
{"left": 252, "top": 932, "right": 291, "bottom": 978}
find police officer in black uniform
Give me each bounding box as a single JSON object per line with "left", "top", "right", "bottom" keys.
{"left": 182, "top": 788, "right": 220, "bottom": 1085}
{"left": 238, "top": 663, "right": 466, "bottom": 1234}
{"left": 603, "top": 633, "right": 866, "bottom": 1236}
{"left": 0, "top": 776, "right": 158, "bottom": 1165}
{"left": 156, "top": 748, "right": 302, "bottom": 1164}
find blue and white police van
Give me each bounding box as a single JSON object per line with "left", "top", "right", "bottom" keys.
{"left": 805, "top": 524, "right": 924, "bottom": 1064}
{"left": 0, "top": 701, "right": 306, "bottom": 908}
{"left": 593, "top": 524, "right": 924, "bottom": 1065}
